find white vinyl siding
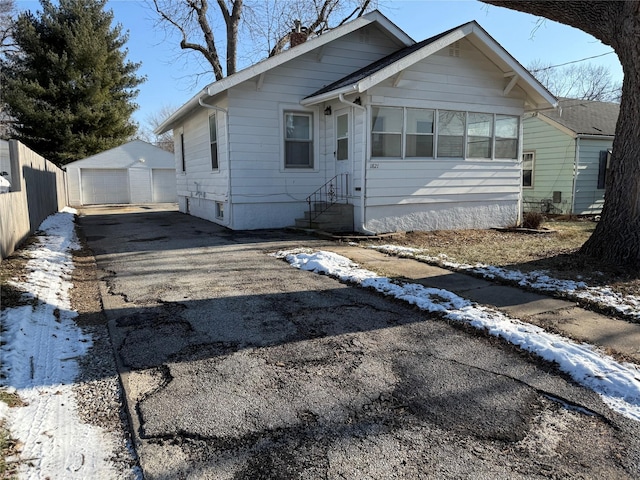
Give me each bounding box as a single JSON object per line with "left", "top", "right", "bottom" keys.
{"left": 152, "top": 169, "right": 177, "bottom": 203}
{"left": 362, "top": 37, "right": 527, "bottom": 232}
{"left": 220, "top": 25, "right": 404, "bottom": 229}
{"left": 175, "top": 103, "right": 229, "bottom": 223}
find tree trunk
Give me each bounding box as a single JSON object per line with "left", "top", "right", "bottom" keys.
{"left": 580, "top": 5, "right": 640, "bottom": 267}
{"left": 481, "top": 1, "right": 640, "bottom": 268}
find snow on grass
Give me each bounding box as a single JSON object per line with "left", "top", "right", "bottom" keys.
{"left": 275, "top": 249, "right": 640, "bottom": 423}
{"left": 371, "top": 244, "right": 640, "bottom": 320}
{"left": 0, "top": 208, "right": 134, "bottom": 479}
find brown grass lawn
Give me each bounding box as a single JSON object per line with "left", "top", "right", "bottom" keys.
{"left": 362, "top": 218, "right": 640, "bottom": 298}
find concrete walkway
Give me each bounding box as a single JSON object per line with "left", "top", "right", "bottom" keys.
{"left": 324, "top": 245, "right": 640, "bottom": 364}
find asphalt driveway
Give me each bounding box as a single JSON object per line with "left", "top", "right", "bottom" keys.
{"left": 78, "top": 205, "right": 640, "bottom": 479}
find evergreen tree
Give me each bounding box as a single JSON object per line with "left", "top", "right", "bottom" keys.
{"left": 1, "top": 0, "right": 145, "bottom": 165}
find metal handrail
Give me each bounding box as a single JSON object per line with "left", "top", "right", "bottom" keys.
{"left": 305, "top": 174, "right": 349, "bottom": 227}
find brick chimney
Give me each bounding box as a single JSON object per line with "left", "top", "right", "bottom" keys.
{"left": 290, "top": 20, "right": 308, "bottom": 48}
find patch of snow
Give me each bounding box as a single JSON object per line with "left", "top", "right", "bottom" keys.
{"left": 275, "top": 249, "right": 640, "bottom": 423}
{"left": 0, "top": 208, "right": 136, "bottom": 479}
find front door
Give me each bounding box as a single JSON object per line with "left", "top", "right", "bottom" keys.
{"left": 335, "top": 110, "right": 351, "bottom": 196}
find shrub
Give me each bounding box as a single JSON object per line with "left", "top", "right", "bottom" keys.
{"left": 522, "top": 211, "right": 545, "bottom": 230}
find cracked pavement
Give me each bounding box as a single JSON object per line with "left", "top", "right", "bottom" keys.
{"left": 78, "top": 205, "right": 640, "bottom": 479}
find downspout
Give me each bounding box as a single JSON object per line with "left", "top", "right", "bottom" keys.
{"left": 199, "top": 97, "right": 233, "bottom": 228}
{"left": 571, "top": 137, "right": 579, "bottom": 216}
{"left": 338, "top": 93, "right": 376, "bottom": 235}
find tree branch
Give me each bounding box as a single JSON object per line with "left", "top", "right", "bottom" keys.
{"left": 479, "top": 1, "right": 626, "bottom": 47}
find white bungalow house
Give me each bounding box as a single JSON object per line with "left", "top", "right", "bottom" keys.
{"left": 65, "top": 140, "right": 176, "bottom": 206}
{"left": 156, "top": 10, "right": 556, "bottom": 233}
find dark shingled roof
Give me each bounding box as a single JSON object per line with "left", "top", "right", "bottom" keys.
{"left": 541, "top": 97, "right": 619, "bottom": 136}
{"left": 305, "top": 22, "right": 472, "bottom": 99}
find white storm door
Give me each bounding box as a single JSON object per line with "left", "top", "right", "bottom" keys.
{"left": 335, "top": 110, "right": 352, "bottom": 196}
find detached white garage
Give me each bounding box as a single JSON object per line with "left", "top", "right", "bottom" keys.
{"left": 66, "top": 140, "right": 176, "bottom": 206}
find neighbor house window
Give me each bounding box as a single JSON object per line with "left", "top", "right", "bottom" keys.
{"left": 209, "top": 114, "right": 219, "bottom": 170}
{"left": 406, "top": 108, "right": 434, "bottom": 157}
{"left": 597, "top": 149, "right": 611, "bottom": 189}
{"left": 371, "top": 107, "right": 402, "bottom": 157}
{"left": 180, "top": 132, "right": 186, "bottom": 172}
{"left": 437, "top": 110, "right": 465, "bottom": 157}
{"left": 522, "top": 151, "right": 534, "bottom": 187}
{"left": 495, "top": 115, "right": 519, "bottom": 159}
{"left": 467, "top": 113, "right": 493, "bottom": 159}
{"left": 215, "top": 201, "right": 224, "bottom": 219}
{"left": 285, "top": 112, "right": 313, "bottom": 168}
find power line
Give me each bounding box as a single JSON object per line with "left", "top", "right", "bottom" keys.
{"left": 530, "top": 51, "right": 616, "bottom": 72}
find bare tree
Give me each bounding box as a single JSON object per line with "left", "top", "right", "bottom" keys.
{"left": 150, "top": 0, "right": 374, "bottom": 81}
{"left": 481, "top": 0, "right": 640, "bottom": 268}
{"left": 137, "top": 104, "right": 178, "bottom": 152}
{"left": 528, "top": 59, "right": 621, "bottom": 102}
{"left": 0, "top": 0, "right": 15, "bottom": 139}
{"left": 0, "top": 0, "right": 14, "bottom": 55}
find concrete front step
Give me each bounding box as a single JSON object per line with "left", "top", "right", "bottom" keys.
{"left": 295, "top": 202, "right": 354, "bottom": 232}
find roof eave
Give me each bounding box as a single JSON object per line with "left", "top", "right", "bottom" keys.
{"left": 155, "top": 10, "right": 414, "bottom": 134}
{"left": 154, "top": 88, "right": 208, "bottom": 135}
{"left": 300, "top": 84, "right": 359, "bottom": 106}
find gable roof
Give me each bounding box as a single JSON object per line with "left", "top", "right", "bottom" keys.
{"left": 302, "top": 21, "right": 556, "bottom": 111}
{"left": 156, "top": 10, "right": 413, "bottom": 134}
{"left": 536, "top": 97, "right": 619, "bottom": 137}
{"left": 65, "top": 140, "right": 175, "bottom": 169}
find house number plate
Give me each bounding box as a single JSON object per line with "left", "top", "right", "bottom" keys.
{"left": 370, "top": 163, "right": 379, "bottom": 168}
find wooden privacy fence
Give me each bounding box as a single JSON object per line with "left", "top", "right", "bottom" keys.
{"left": 0, "top": 140, "right": 68, "bottom": 260}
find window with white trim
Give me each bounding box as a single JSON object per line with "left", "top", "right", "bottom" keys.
{"left": 284, "top": 112, "right": 313, "bottom": 168}
{"left": 467, "top": 112, "right": 493, "bottom": 159}
{"left": 370, "top": 108, "right": 520, "bottom": 160}
{"left": 522, "top": 151, "right": 534, "bottom": 187}
{"left": 406, "top": 108, "right": 434, "bottom": 157}
{"left": 371, "top": 107, "right": 402, "bottom": 157}
{"left": 209, "top": 114, "right": 219, "bottom": 170}
{"left": 495, "top": 115, "right": 519, "bottom": 159}
{"left": 215, "top": 201, "right": 224, "bottom": 219}
{"left": 437, "top": 110, "right": 465, "bottom": 157}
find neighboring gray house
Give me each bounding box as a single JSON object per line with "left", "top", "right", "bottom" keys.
{"left": 65, "top": 140, "right": 176, "bottom": 206}
{"left": 522, "top": 97, "right": 619, "bottom": 215}
{"left": 157, "top": 10, "right": 555, "bottom": 233}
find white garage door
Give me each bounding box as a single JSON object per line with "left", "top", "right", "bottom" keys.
{"left": 152, "top": 169, "right": 177, "bottom": 203}
{"left": 81, "top": 169, "right": 130, "bottom": 205}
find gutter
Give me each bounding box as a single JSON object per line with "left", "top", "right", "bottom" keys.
{"left": 300, "top": 84, "right": 358, "bottom": 107}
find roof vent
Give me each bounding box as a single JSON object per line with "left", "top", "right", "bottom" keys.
{"left": 290, "top": 20, "right": 308, "bottom": 48}
{"left": 449, "top": 41, "right": 460, "bottom": 57}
